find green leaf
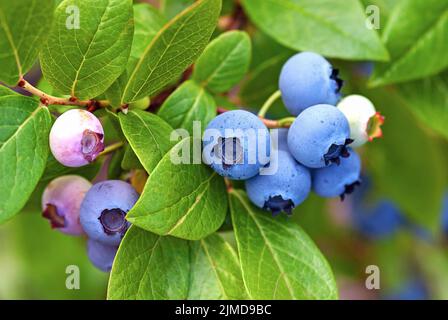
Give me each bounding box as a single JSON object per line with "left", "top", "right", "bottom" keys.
{"left": 121, "top": 144, "right": 144, "bottom": 171}
{"left": 192, "top": 31, "right": 252, "bottom": 93}
{"left": 370, "top": 0, "right": 448, "bottom": 86}
{"left": 157, "top": 80, "right": 216, "bottom": 134}
{"left": 397, "top": 72, "right": 448, "bottom": 140}
{"left": 229, "top": 189, "right": 338, "bottom": 300}
{"left": 121, "top": 0, "right": 222, "bottom": 103}
{"left": 39, "top": 0, "right": 134, "bottom": 99}
{"left": 105, "top": 3, "right": 167, "bottom": 108}
{"left": 127, "top": 138, "right": 227, "bottom": 240}
{"left": 0, "top": 96, "right": 52, "bottom": 223}
{"left": 108, "top": 228, "right": 245, "bottom": 300}
{"left": 0, "top": 0, "right": 54, "bottom": 85}
{"left": 108, "top": 227, "right": 191, "bottom": 300}
{"left": 118, "top": 110, "right": 175, "bottom": 173}
{"left": 188, "top": 233, "right": 247, "bottom": 299}
{"left": 363, "top": 87, "right": 445, "bottom": 233}
{"left": 241, "top": 0, "right": 388, "bottom": 61}
{"left": 240, "top": 52, "right": 290, "bottom": 112}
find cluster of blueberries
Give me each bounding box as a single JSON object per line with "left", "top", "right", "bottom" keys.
{"left": 42, "top": 51, "right": 383, "bottom": 270}
{"left": 203, "top": 52, "right": 383, "bottom": 215}
{"left": 42, "top": 176, "right": 139, "bottom": 272}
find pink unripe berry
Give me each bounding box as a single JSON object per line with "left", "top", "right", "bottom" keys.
{"left": 42, "top": 175, "right": 92, "bottom": 235}
{"left": 49, "top": 109, "right": 104, "bottom": 167}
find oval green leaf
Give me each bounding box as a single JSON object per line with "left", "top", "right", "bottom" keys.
{"left": 0, "top": 0, "right": 54, "bottom": 85}
{"left": 370, "top": 0, "right": 448, "bottom": 87}
{"left": 241, "top": 0, "right": 388, "bottom": 61}
{"left": 118, "top": 109, "right": 175, "bottom": 173}
{"left": 39, "top": 0, "right": 134, "bottom": 99}
{"left": 229, "top": 189, "right": 338, "bottom": 300}
{"left": 121, "top": 0, "right": 222, "bottom": 103}
{"left": 188, "top": 233, "right": 247, "bottom": 299}
{"left": 158, "top": 80, "right": 216, "bottom": 134}
{"left": 0, "top": 96, "right": 52, "bottom": 223}
{"left": 108, "top": 227, "right": 191, "bottom": 300}
{"left": 193, "top": 31, "right": 252, "bottom": 93}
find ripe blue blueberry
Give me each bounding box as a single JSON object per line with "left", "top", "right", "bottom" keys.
{"left": 87, "top": 239, "right": 118, "bottom": 272}
{"left": 49, "top": 109, "right": 105, "bottom": 167}
{"left": 288, "top": 104, "right": 352, "bottom": 168}
{"left": 313, "top": 148, "right": 361, "bottom": 199}
{"left": 80, "top": 180, "right": 139, "bottom": 246}
{"left": 245, "top": 145, "right": 311, "bottom": 216}
{"left": 203, "top": 110, "right": 271, "bottom": 180}
{"left": 385, "top": 280, "right": 428, "bottom": 300}
{"left": 279, "top": 52, "right": 343, "bottom": 116}
{"left": 349, "top": 176, "right": 403, "bottom": 239}
{"left": 41, "top": 175, "right": 92, "bottom": 235}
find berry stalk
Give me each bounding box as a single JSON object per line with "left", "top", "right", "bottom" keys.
{"left": 17, "top": 78, "right": 109, "bottom": 109}
{"left": 257, "top": 90, "right": 282, "bottom": 118}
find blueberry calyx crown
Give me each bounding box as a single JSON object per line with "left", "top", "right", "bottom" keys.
{"left": 81, "top": 130, "right": 104, "bottom": 162}
{"left": 340, "top": 180, "right": 362, "bottom": 201}
{"left": 324, "top": 139, "right": 353, "bottom": 166}
{"left": 99, "top": 208, "right": 128, "bottom": 236}
{"left": 212, "top": 137, "right": 243, "bottom": 169}
{"left": 263, "top": 195, "right": 294, "bottom": 216}
{"left": 330, "top": 68, "right": 344, "bottom": 93}
{"left": 42, "top": 204, "right": 65, "bottom": 229}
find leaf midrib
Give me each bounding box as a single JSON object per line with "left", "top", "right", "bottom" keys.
{"left": 121, "top": 0, "right": 204, "bottom": 103}
{"left": 71, "top": 0, "right": 110, "bottom": 97}
{"left": 199, "top": 239, "right": 229, "bottom": 299}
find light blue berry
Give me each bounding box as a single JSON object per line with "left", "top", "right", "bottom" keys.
{"left": 203, "top": 110, "right": 271, "bottom": 180}
{"left": 288, "top": 104, "right": 352, "bottom": 168}
{"left": 80, "top": 180, "right": 138, "bottom": 246}
{"left": 279, "top": 52, "right": 343, "bottom": 116}
{"left": 245, "top": 150, "right": 311, "bottom": 215}
{"left": 87, "top": 239, "right": 118, "bottom": 272}
{"left": 312, "top": 148, "right": 361, "bottom": 199}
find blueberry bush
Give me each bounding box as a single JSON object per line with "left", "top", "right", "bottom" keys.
{"left": 1, "top": 0, "right": 448, "bottom": 300}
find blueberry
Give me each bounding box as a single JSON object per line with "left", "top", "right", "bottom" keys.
{"left": 312, "top": 148, "right": 361, "bottom": 199}
{"left": 337, "top": 95, "right": 384, "bottom": 148}
{"left": 385, "top": 280, "right": 428, "bottom": 300}
{"left": 80, "top": 180, "right": 138, "bottom": 246}
{"left": 272, "top": 128, "right": 289, "bottom": 152}
{"left": 279, "top": 52, "right": 343, "bottom": 116}
{"left": 41, "top": 175, "right": 92, "bottom": 235}
{"left": 352, "top": 200, "right": 403, "bottom": 239}
{"left": 287, "top": 104, "right": 352, "bottom": 168}
{"left": 245, "top": 149, "right": 311, "bottom": 216}
{"left": 203, "top": 110, "right": 271, "bottom": 180}
{"left": 49, "top": 109, "right": 104, "bottom": 167}
{"left": 87, "top": 239, "right": 118, "bottom": 272}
